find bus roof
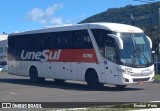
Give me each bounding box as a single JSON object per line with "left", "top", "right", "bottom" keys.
{"left": 10, "top": 22, "right": 143, "bottom": 36}
{"left": 89, "top": 22, "right": 143, "bottom": 33}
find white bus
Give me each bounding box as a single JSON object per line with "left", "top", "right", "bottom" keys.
{"left": 8, "top": 23, "right": 154, "bottom": 89}
{"left": 0, "top": 34, "right": 8, "bottom": 65}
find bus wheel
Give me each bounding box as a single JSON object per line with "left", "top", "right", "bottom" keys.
{"left": 115, "top": 85, "right": 127, "bottom": 89}
{"left": 29, "top": 67, "right": 45, "bottom": 82}
{"left": 86, "top": 71, "right": 103, "bottom": 89}
{"left": 54, "top": 79, "right": 65, "bottom": 83}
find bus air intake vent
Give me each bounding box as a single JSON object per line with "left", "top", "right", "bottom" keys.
{"left": 133, "top": 78, "right": 150, "bottom": 82}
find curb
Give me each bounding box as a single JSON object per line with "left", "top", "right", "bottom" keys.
{"left": 153, "top": 80, "right": 160, "bottom": 83}
{"left": 129, "top": 108, "right": 160, "bottom": 111}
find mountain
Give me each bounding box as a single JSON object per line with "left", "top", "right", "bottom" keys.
{"left": 80, "top": 2, "right": 160, "bottom": 25}
{"left": 80, "top": 2, "right": 160, "bottom": 54}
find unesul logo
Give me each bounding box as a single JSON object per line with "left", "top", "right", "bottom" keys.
{"left": 21, "top": 49, "right": 61, "bottom": 61}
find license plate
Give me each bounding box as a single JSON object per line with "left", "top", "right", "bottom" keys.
{"left": 138, "top": 81, "right": 144, "bottom": 84}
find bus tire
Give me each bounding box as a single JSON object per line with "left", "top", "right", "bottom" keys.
{"left": 86, "top": 70, "right": 103, "bottom": 89}
{"left": 115, "top": 85, "right": 127, "bottom": 89}
{"left": 54, "top": 79, "right": 65, "bottom": 83}
{"left": 29, "top": 67, "right": 45, "bottom": 82}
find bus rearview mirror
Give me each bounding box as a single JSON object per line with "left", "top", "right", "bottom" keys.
{"left": 146, "top": 36, "right": 152, "bottom": 49}
{"left": 108, "top": 34, "right": 123, "bottom": 49}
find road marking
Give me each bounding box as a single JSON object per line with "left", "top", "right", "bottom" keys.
{"left": 149, "top": 101, "right": 160, "bottom": 102}
{"left": 130, "top": 108, "right": 160, "bottom": 111}
{"left": 49, "top": 108, "right": 87, "bottom": 111}
{"left": 9, "top": 92, "right": 18, "bottom": 95}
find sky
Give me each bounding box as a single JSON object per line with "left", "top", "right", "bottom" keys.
{"left": 0, "top": 0, "right": 158, "bottom": 34}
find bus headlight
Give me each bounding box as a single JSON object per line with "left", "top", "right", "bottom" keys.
{"left": 117, "top": 66, "right": 154, "bottom": 76}
{"left": 127, "top": 69, "right": 154, "bottom": 76}
{"left": 141, "top": 70, "right": 154, "bottom": 76}
{"left": 117, "top": 66, "right": 133, "bottom": 75}
{"left": 124, "top": 70, "right": 134, "bottom": 75}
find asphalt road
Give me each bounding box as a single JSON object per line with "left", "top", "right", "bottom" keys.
{"left": 0, "top": 73, "right": 160, "bottom": 102}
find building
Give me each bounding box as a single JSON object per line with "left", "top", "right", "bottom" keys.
{"left": 0, "top": 34, "right": 8, "bottom": 65}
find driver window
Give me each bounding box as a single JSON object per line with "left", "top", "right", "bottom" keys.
{"left": 91, "top": 29, "right": 118, "bottom": 63}
{"left": 105, "top": 38, "right": 118, "bottom": 63}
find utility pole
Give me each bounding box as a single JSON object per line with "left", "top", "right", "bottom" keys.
{"left": 159, "top": 8, "right": 160, "bottom": 39}
{"left": 155, "top": 8, "right": 160, "bottom": 74}
{"left": 131, "top": 14, "right": 134, "bottom": 26}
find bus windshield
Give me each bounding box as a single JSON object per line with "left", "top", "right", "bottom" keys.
{"left": 119, "top": 33, "right": 153, "bottom": 67}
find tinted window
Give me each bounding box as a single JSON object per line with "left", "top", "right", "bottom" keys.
{"left": 8, "top": 36, "right": 16, "bottom": 49}
{"left": 92, "top": 29, "right": 118, "bottom": 63}
{"left": 56, "top": 32, "right": 69, "bottom": 49}
{"left": 0, "top": 47, "right": 3, "bottom": 53}
{"left": 8, "top": 30, "right": 93, "bottom": 50}
{"left": 41, "top": 33, "right": 56, "bottom": 49}
{"left": 91, "top": 29, "right": 113, "bottom": 47}
{"left": 16, "top": 35, "right": 28, "bottom": 49}
{"left": 73, "top": 30, "right": 93, "bottom": 49}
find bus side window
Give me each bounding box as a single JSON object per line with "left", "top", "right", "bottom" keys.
{"left": 0, "top": 47, "right": 3, "bottom": 53}
{"left": 91, "top": 29, "right": 105, "bottom": 57}
{"left": 55, "top": 32, "right": 62, "bottom": 49}
{"left": 15, "top": 36, "right": 27, "bottom": 50}
{"left": 8, "top": 36, "right": 16, "bottom": 49}
{"left": 60, "top": 32, "right": 69, "bottom": 49}
{"left": 65, "top": 31, "right": 72, "bottom": 49}
{"left": 21, "top": 35, "right": 28, "bottom": 50}
{"left": 74, "top": 30, "right": 93, "bottom": 49}
{"left": 42, "top": 33, "right": 55, "bottom": 49}
{"left": 26, "top": 36, "right": 32, "bottom": 50}
{"left": 49, "top": 33, "right": 56, "bottom": 49}
{"left": 5, "top": 47, "right": 7, "bottom": 52}
{"left": 82, "top": 30, "right": 93, "bottom": 49}
{"left": 36, "top": 35, "right": 42, "bottom": 50}
{"left": 25, "top": 35, "right": 34, "bottom": 50}
{"left": 41, "top": 33, "right": 48, "bottom": 49}
{"left": 73, "top": 31, "right": 80, "bottom": 49}
{"left": 91, "top": 29, "right": 114, "bottom": 58}
{"left": 55, "top": 31, "right": 73, "bottom": 49}
{"left": 30, "top": 35, "right": 41, "bottom": 50}
{"left": 83, "top": 35, "right": 93, "bottom": 48}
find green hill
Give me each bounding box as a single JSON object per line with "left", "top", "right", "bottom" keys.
{"left": 80, "top": 2, "right": 160, "bottom": 24}
{"left": 80, "top": 2, "right": 160, "bottom": 60}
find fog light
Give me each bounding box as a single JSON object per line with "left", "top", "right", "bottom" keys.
{"left": 124, "top": 78, "right": 129, "bottom": 82}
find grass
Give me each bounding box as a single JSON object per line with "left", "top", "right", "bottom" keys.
{"left": 81, "top": 108, "right": 142, "bottom": 111}
{"left": 46, "top": 108, "right": 144, "bottom": 111}
{"left": 154, "top": 74, "right": 160, "bottom": 81}
{"left": 0, "top": 71, "right": 7, "bottom": 74}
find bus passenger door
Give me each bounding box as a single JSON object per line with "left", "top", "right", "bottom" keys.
{"left": 104, "top": 37, "right": 119, "bottom": 84}
{"left": 105, "top": 61, "right": 119, "bottom": 84}
{"left": 71, "top": 62, "right": 82, "bottom": 80}
{"left": 99, "top": 62, "right": 106, "bottom": 83}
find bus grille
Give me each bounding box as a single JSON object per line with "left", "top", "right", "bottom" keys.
{"left": 133, "top": 78, "right": 150, "bottom": 82}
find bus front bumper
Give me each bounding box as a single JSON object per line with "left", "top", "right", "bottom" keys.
{"left": 119, "top": 73, "right": 155, "bottom": 85}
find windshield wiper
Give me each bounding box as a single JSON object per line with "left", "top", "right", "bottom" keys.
{"left": 136, "top": 45, "right": 149, "bottom": 66}
{"left": 131, "top": 35, "right": 149, "bottom": 66}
